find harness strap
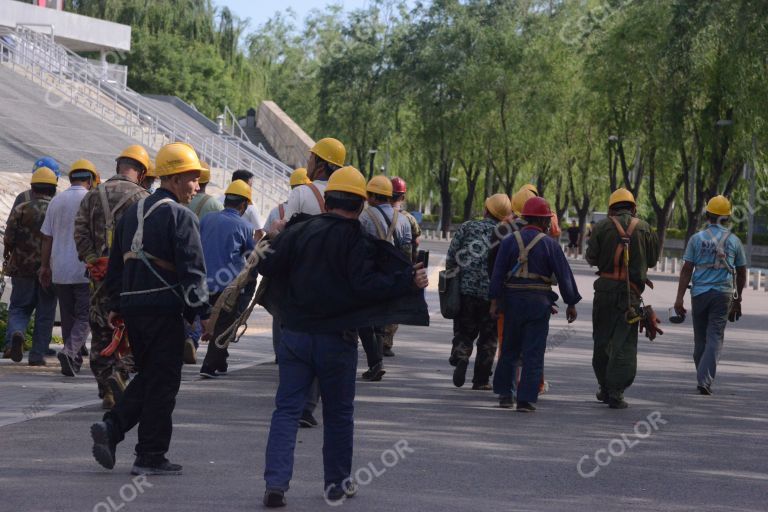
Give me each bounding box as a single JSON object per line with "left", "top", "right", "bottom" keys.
{"left": 98, "top": 183, "right": 144, "bottom": 253}
{"left": 305, "top": 183, "right": 325, "bottom": 212}
{"left": 365, "top": 208, "right": 388, "bottom": 240}
{"left": 510, "top": 231, "right": 551, "bottom": 283}
{"left": 193, "top": 194, "right": 212, "bottom": 217}
{"left": 278, "top": 203, "right": 285, "bottom": 220}
{"left": 601, "top": 216, "right": 640, "bottom": 281}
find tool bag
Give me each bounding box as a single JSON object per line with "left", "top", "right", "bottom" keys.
{"left": 439, "top": 269, "right": 461, "bottom": 319}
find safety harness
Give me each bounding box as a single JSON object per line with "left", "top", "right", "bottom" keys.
{"left": 697, "top": 227, "right": 739, "bottom": 300}
{"left": 366, "top": 206, "right": 401, "bottom": 246}
{"left": 600, "top": 216, "right": 642, "bottom": 323}
{"left": 305, "top": 183, "right": 326, "bottom": 212}
{"left": 278, "top": 203, "right": 285, "bottom": 220}
{"left": 193, "top": 194, "right": 213, "bottom": 217}
{"left": 120, "top": 197, "right": 182, "bottom": 299}
{"left": 505, "top": 230, "right": 552, "bottom": 291}
{"left": 98, "top": 182, "right": 145, "bottom": 254}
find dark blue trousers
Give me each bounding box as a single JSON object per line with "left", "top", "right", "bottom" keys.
{"left": 493, "top": 294, "right": 550, "bottom": 403}
{"left": 264, "top": 329, "right": 357, "bottom": 491}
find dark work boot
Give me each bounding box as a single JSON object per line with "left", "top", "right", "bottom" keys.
{"left": 596, "top": 389, "right": 609, "bottom": 404}
{"left": 90, "top": 420, "right": 117, "bottom": 470}
{"left": 263, "top": 489, "right": 286, "bottom": 508}
{"left": 453, "top": 360, "right": 468, "bottom": 387}
{"left": 608, "top": 398, "right": 629, "bottom": 409}
{"left": 361, "top": 362, "right": 385, "bottom": 382}
{"left": 325, "top": 480, "right": 357, "bottom": 502}
{"left": 131, "top": 455, "right": 183, "bottom": 476}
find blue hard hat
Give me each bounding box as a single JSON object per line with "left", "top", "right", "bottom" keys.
{"left": 33, "top": 156, "right": 61, "bottom": 178}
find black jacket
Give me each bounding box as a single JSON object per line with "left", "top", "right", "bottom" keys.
{"left": 257, "top": 213, "right": 429, "bottom": 334}
{"left": 107, "top": 188, "right": 210, "bottom": 321}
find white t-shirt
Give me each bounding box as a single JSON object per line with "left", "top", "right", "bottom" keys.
{"left": 283, "top": 181, "right": 328, "bottom": 219}
{"left": 40, "top": 185, "right": 89, "bottom": 284}
{"left": 217, "top": 195, "right": 263, "bottom": 232}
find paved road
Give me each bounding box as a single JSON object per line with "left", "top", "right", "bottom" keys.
{"left": 1, "top": 241, "right": 767, "bottom": 511}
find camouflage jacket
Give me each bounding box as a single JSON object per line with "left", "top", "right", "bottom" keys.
{"left": 74, "top": 175, "right": 148, "bottom": 263}
{"left": 3, "top": 197, "right": 51, "bottom": 278}
{"left": 446, "top": 217, "right": 498, "bottom": 299}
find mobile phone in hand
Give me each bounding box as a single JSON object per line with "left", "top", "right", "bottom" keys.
{"left": 416, "top": 250, "right": 429, "bottom": 268}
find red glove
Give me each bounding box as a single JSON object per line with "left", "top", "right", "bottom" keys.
{"left": 87, "top": 257, "right": 109, "bottom": 281}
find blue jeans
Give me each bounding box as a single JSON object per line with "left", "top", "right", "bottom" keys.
{"left": 5, "top": 277, "right": 57, "bottom": 362}
{"left": 692, "top": 290, "right": 731, "bottom": 388}
{"left": 493, "top": 293, "right": 550, "bottom": 403}
{"left": 264, "top": 330, "right": 357, "bottom": 491}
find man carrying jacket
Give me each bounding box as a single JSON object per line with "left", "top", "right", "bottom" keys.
{"left": 89, "top": 142, "right": 209, "bottom": 476}
{"left": 258, "top": 166, "right": 429, "bottom": 507}
{"left": 74, "top": 145, "right": 150, "bottom": 409}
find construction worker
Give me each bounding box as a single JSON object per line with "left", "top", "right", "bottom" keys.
{"left": 257, "top": 166, "right": 429, "bottom": 507}
{"left": 39, "top": 160, "right": 98, "bottom": 375}
{"left": 490, "top": 197, "right": 580, "bottom": 411}
{"left": 2, "top": 168, "right": 58, "bottom": 365}
{"left": 586, "top": 188, "right": 661, "bottom": 409}
{"left": 358, "top": 175, "right": 412, "bottom": 379}
{"left": 520, "top": 184, "right": 561, "bottom": 239}
{"left": 264, "top": 167, "right": 311, "bottom": 361}
{"left": 140, "top": 160, "right": 158, "bottom": 192}
{"left": 90, "top": 142, "right": 209, "bottom": 476}
{"left": 218, "top": 170, "right": 265, "bottom": 241}
{"left": 188, "top": 162, "right": 223, "bottom": 220}
{"left": 276, "top": 138, "right": 347, "bottom": 227}
{"left": 74, "top": 144, "right": 150, "bottom": 409}
{"left": 391, "top": 177, "right": 422, "bottom": 261}
{"left": 271, "top": 138, "right": 347, "bottom": 426}
{"left": 8, "top": 157, "right": 61, "bottom": 214}
{"left": 265, "top": 168, "right": 311, "bottom": 234}
{"left": 447, "top": 193, "right": 511, "bottom": 390}
{"left": 198, "top": 180, "right": 256, "bottom": 378}
{"left": 674, "top": 196, "right": 746, "bottom": 395}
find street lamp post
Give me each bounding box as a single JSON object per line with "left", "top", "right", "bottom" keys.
{"left": 368, "top": 148, "right": 378, "bottom": 179}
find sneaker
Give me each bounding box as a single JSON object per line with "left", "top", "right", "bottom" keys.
{"left": 697, "top": 385, "right": 713, "bottom": 396}
{"left": 608, "top": 398, "right": 629, "bottom": 409}
{"left": 596, "top": 389, "right": 609, "bottom": 403}
{"left": 107, "top": 373, "right": 127, "bottom": 403}
{"left": 472, "top": 383, "right": 492, "bottom": 390}
{"left": 58, "top": 352, "right": 76, "bottom": 377}
{"left": 299, "top": 411, "right": 318, "bottom": 428}
{"left": 90, "top": 420, "right": 117, "bottom": 469}
{"left": 131, "top": 456, "right": 182, "bottom": 476}
{"left": 183, "top": 338, "right": 197, "bottom": 365}
{"left": 361, "top": 362, "right": 385, "bottom": 382}
{"left": 102, "top": 389, "right": 116, "bottom": 410}
{"left": 45, "top": 348, "right": 56, "bottom": 356}
{"left": 453, "top": 360, "right": 468, "bottom": 388}
{"left": 325, "top": 480, "right": 357, "bottom": 501}
{"left": 28, "top": 359, "right": 47, "bottom": 366}
{"left": 263, "top": 489, "right": 286, "bottom": 508}
{"left": 516, "top": 401, "right": 536, "bottom": 412}
{"left": 499, "top": 395, "right": 514, "bottom": 408}
{"left": 10, "top": 331, "right": 24, "bottom": 362}
{"left": 383, "top": 347, "right": 395, "bottom": 357}
{"left": 199, "top": 365, "right": 218, "bottom": 379}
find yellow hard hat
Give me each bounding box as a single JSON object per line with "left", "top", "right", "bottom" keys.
{"left": 326, "top": 166, "right": 367, "bottom": 199}
{"left": 367, "top": 175, "right": 393, "bottom": 197}
{"left": 706, "top": 195, "right": 731, "bottom": 216}
{"left": 155, "top": 142, "right": 204, "bottom": 177}
{"left": 199, "top": 161, "right": 211, "bottom": 184}
{"left": 225, "top": 179, "right": 253, "bottom": 204}
{"left": 520, "top": 183, "right": 539, "bottom": 196}
{"left": 511, "top": 189, "right": 536, "bottom": 216}
{"left": 69, "top": 159, "right": 98, "bottom": 179}
{"left": 290, "top": 167, "right": 311, "bottom": 187}
{"left": 117, "top": 145, "right": 151, "bottom": 171}
{"left": 485, "top": 193, "right": 512, "bottom": 221}
{"left": 31, "top": 167, "right": 58, "bottom": 186}
{"left": 310, "top": 138, "right": 346, "bottom": 168}
{"left": 609, "top": 187, "right": 636, "bottom": 207}
{"left": 144, "top": 159, "right": 159, "bottom": 178}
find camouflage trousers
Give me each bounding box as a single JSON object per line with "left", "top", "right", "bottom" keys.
{"left": 89, "top": 280, "right": 133, "bottom": 397}
{"left": 381, "top": 324, "right": 398, "bottom": 350}
{"left": 449, "top": 294, "right": 498, "bottom": 385}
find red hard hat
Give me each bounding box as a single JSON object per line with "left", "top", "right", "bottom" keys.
{"left": 521, "top": 196, "right": 552, "bottom": 217}
{"left": 391, "top": 177, "right": 407, "bottom": 194}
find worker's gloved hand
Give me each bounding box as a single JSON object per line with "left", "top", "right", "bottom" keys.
{"left": 87, "top": 257, "right": 109, "bottom": 281}
{"left": 728, "top": 300, "right": 742, "bottom": 322}
{"left": 640, "top": 306, "right": 664, "bottom": 341}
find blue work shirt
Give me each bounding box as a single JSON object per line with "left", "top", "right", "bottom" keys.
{"left": 200, "top": 208, "right": 256, "bottom": 294}
{"left": 683, "top": 224, "right": 746, "bottom": 297}
{"left": 489, "top": 226, "right": 581, "bottom": 306}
